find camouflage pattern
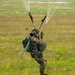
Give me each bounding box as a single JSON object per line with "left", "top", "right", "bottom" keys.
{"left": 35, "top": 56, "right": 47, "bottom": 74}
{"left": 29, "top": 28, "right": 48, "bottom": 75}
{"left": 21, "top": 28, "right": 48, "bottom": 75}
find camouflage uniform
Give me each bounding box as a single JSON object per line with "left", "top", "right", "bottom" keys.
{"left": 22, "top": 28, "right": 48, "bottom": 75}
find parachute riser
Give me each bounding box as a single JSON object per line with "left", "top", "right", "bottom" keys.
{"left": 28, "top": 11, "right": 47, "bottom": 30}
{"left": 28, "top": 12, "right": 36, "bottom": 28}
{"left": 38, "top": 15, "right": 47, "bottom": 30}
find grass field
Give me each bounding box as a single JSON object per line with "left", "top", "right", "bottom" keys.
{"left": 0, "top": 0, "right": 75, "bottom": 75}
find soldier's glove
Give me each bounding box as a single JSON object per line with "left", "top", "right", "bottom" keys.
{"left": 32, "top": 37, "right": 40, "bottom": 44}
{"left": 38, "top": 31, "right": 44, "bottom": 39}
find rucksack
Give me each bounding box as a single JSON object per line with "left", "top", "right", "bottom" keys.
{"left": 22, "top": 36, "right": 31, "bottom": 52}
{"left": 38, "top": 41, "right": 46, "bottom": 51}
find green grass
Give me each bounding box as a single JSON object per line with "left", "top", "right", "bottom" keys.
{"left": 0, "top": 0, "right": 75, "bottom": 14}
{"left": 0, "top": 0, "right": 75, "bottom": 75}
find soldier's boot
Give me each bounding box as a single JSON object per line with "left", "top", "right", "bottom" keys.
{"left": 40, "top": 71, "right": 48, "bottom": 75}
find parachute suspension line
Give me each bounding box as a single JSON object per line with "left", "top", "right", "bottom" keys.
{"left": 46, "top": 0, "right": 58, "bottom": 25}
{"left": 46, "top": 0, "right": 57, "bottom": 23}
{"left": 28, "top": 0, "right": 30, "bottom": 11}
{"left": 21, "top": 0, "right": 36, "bottom": 28}
{"left": 45, "top": 0, "right": 63, "bottom": 25}
{"left": 21, "top": 0, "right": 30, "bottom": 12}
{"left": 47, "top": 0, "right": 51, "bottom": 20}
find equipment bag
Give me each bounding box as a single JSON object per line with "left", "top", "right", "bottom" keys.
{"left": 38, "top": 41, "right": 46, "bottom": 51}
{"left": 22, "top": 36, "right": 31, "bottom": 52}
{"left": 22, "top": 37, "right": 28, "bottom": 48}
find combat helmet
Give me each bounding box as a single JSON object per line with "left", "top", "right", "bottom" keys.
{"left": 30, "top": 28, "right": 39, "bottom": 35}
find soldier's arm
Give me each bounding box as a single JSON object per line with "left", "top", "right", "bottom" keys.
{"left": 32, "top": 36, "right": 41, "bottom": 44}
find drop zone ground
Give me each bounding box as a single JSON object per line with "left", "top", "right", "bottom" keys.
{"left": 0, "top": 0, "right": 75, "bottom": 75}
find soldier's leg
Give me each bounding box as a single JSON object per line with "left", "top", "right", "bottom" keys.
{"left": 35, "top": 57, "right": 48, "bottom": 75}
